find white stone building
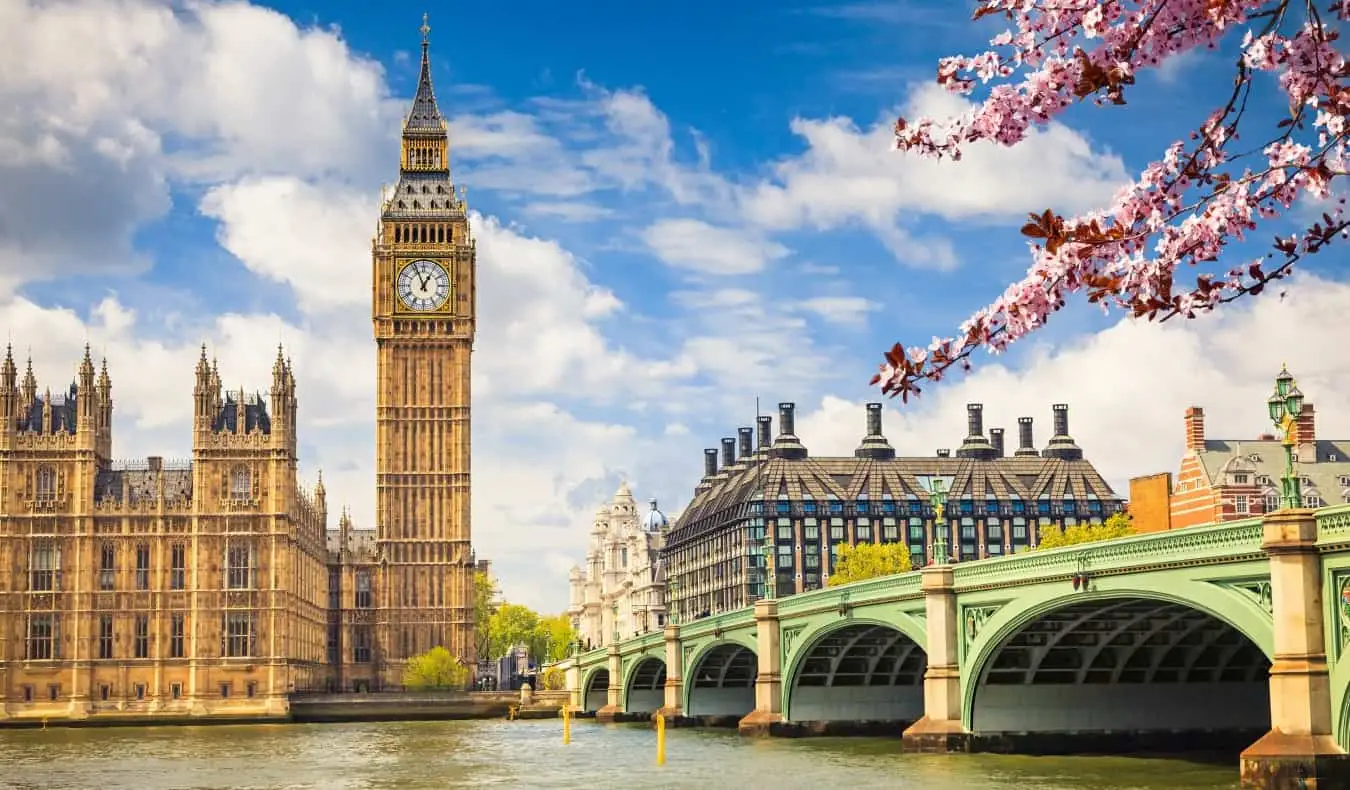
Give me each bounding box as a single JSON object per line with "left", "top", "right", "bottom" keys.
{"left": 567, "top": 483, "right": 669, "bottom": 649}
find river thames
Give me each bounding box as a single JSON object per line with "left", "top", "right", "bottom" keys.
{"left": 0, "top": 719, "right": 1242, "bottom": 789}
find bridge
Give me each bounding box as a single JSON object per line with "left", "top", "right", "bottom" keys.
{"left": 565, "top": 505, "right": 1350, "bottom": 788}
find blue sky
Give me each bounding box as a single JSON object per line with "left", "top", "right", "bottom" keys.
{"left": 3, "top": 0, "right": 1349, "bottom": 610}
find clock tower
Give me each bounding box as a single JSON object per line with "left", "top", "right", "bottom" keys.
{"left": 371, "top": 17, "right": 476, "bottom": 682}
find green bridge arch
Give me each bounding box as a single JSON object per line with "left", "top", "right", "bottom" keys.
{"left": 682, "top": 635, "right": 758, "bottom": 716}
{"left": 959, "top": 574, "right": 1276, "bottom": 731}
{"left": 780, "top": 613, "right": 927, "bottom": 721}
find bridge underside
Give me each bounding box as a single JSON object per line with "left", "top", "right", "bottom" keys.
{"left": 625, "top": 658, "right": 666, "bottom": 714}
{"left": 583, "top": 669, "right": 609, "bottom": 713}
{"left": 790, "top": 623, "right": 926, "bottom": 724}
{"left": 687, "top": 644, "right": 757, "bottom": 718}
{"left": 973, "top": 597, "right": 1271, "bottom": 751}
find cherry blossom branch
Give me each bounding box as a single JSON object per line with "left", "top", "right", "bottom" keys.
{"left": 873, "top": 0, "right": 1350, "bottom": 401}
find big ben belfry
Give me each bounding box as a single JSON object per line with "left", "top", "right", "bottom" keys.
{"left": 369, "top": 15, "right": 477, "bottom": 684}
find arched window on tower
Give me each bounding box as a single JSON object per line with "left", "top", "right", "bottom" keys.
{"left": 35, "top": 466, "right": 56, "bottom": 501}
{"left": 407, "top": 185, "right": 414, "bottom": 194}
{"left": 413, "top": 201, "right": 421, "bottom": 210}
{"left": 437, "top": 185, "right": 445, "bottom": 194}
{"left": 230, "top": 465, "right": 251, "bottom": 501}
{"left": 422, "top": 185, "right": 429, "bottom": 194}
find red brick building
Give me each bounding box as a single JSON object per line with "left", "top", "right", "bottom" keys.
{"left": 1130, "top": 388, "right": 1350, "bottom": 532}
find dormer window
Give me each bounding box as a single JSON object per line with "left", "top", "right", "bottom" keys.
{"left": 1256, "top": 475, "right": 1272, "bottom": 485}
{"left": 1232, "top": 473, "right": 1249, "bottom": 485}
{"left": 1248, "top": 453, "right": 1262, "bottom": 462}
{"left": 1340, "top": 476, "right": 1350, "bottom": 488}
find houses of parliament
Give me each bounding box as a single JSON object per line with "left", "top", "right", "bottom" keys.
{"left": 0, "top": 23, "right": 477, "bottom": 722}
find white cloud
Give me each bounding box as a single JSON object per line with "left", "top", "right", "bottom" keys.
{"left": 740, "top": 82, "right": 1130, "bottom": 266}
{"left": 796, "top": 296, "right": 879, "bottom": 326}
{"left": 640, "top": 218, "right": 788, "bottom": 275}
{"left": 200, "top": 177, "right": 377, "bottom": 313}
{"left": 795, "top": 273, "right": 1350, "bottom": 496}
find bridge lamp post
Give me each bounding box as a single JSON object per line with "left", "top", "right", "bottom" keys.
{"left": 930, "top": 478, "right": 949, "bottom": 566}
{"left": 610, "top": 601, "right": 620, "bottom": 645}
{"left": 763, "top": 528, "right": 777, "bottom": 600}
{"left": 668, "top": 577, "right": 679, "bottom": 625}
{"left": 1266, "top": 364, "right": 1305, "bottom": 510}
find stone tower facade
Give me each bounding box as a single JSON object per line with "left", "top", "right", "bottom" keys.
{"left": 370, "top": 19, "right": 477, "bottom": 682}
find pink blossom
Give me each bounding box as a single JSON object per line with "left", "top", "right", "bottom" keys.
{"left": 876, "top": 0, "right": 1350, "bottom": 400}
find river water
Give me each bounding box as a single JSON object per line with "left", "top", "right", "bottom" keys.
{"left": 0, "top": 719, "right": 1241, "bottom": 789}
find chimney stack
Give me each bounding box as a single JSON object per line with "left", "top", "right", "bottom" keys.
{"left": 855, "top": 401, "right": 896, "bottom": 460}
{"left": 990, "top": 428, "right": 1005, "bottom": 458}
{"left": 957, "top": 402, "right": 998, "bottom": 460}
{"left": 1184, "top": 406, "right": 1206, "bottom": 453}
{"left": 756, "top": 416, "right": 772, "bottom": 453}
{"left": 738, "top": 427, "right": 753, "bottom": 459}
{"left": 703, "top": 449, "right": 718, "bottom": 478}
{"left": 967, "top": 403, "right": 984, "bottom": 438}
{"left": 721, "top": 437, "right": 736, "bottom": 470}
{"left": 867, "top": 402, "right": 883, "bottom": 437}
{"left": 1052, "top": 403, "right": 1070, "bottom": 438}
{"left": 1015, "top": 417, "right": 1038, "bottom": 456}
{"left": 770, "top": 402, "right": 809, "bottom": 460}
{"left": 1042, "top": 404, "right": 1084, "bottom": 461}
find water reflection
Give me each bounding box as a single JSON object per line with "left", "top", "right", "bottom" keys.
{"left": 0, "top": 719, "right": 1240, "bottom": 790}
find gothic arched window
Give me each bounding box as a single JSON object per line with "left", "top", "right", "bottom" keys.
{"left": 35, "top": 466, "right": 56, "bottom": 500}
{"left": 230, "top": 465, "right": 251, "bottom": 501}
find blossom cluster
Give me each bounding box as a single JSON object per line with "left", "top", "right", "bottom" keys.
{"left": 876, "top": 0, "right": 1350, "bottom": 401}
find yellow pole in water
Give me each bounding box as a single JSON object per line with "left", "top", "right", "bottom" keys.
{"left": 655, "top": 713, "right": 666, "bottom": 766}
{"left": 562, "top": 704, "right": 571, "bottom": 745}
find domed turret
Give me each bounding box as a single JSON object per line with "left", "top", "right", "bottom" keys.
{"left": 641, "top": 498, "right": 668, "bottom": 532}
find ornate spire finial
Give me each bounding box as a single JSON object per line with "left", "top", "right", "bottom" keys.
{"left": 421, "top": 12, "right": 430, "bottom": 45}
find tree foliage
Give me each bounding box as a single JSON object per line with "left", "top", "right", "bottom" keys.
{"left": 873, "top": 2, "right": 1350, "bottom": 402}
{"left": 1037, "top": 512, "right": 1136, "bottom": 550}
{"left": 473, "top": 572, "right": 498, "bottom": 662}
{"left": 827, "top": 542, "right": 913, "bottom": 586}
{"left": 475, "top": 571, "right": 577, "bottom": 666}
{"left": 404, "top": 646, "right": 470, "bottom": 690}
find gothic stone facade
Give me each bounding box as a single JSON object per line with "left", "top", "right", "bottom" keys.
{"left": 663, "top": 401, "right": 1126, "bottom": 622}
{"left": 567, "top": 483, "right": 668, "bottom": 650}
{"left": 0, "top": 346, "right": 329, "bottom": 721}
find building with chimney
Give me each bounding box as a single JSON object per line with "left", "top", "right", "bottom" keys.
{"left": 1130, "top": 370, "right": 1350, "bottom": 532}
{"left": 0, "top": 344, "right": 330, "bottom": 721}
{"left": 661, "top": 401, "right": 1125, "bottom": 621}
{"left": 567, "top": 483, "right": 670, "bottom": 649}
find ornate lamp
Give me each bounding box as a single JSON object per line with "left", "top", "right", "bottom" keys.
{"left": 763, "top": 529, "right": 777, "bottom": 599}
{"left": 1268, "top": 364, "right": 1306, "bottom": 510}
{"left": 930, "top": 478, "right": 949, "bottom": 565}
{"left": 668, "top": 577, "right": 679, "bottom": 625}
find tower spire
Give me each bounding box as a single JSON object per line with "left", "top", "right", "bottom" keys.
{"left": 405, "top": 13, "right": 444, "bottom": 134}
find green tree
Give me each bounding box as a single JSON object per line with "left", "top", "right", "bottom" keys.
{"left": 1037, "top": 512, "right": 1136, "bottom": 550}
{"left": 487, "top": 603, "right": 539, "bottom": 661}
{"left": 530, "top": 613, "right": 577, "bottom": 664}
{"left": 473, "top": 572, "right": 498, "bottom": 661}
{"left": 827, "top": 542, "right": 913, "bottom": 587}
{"left": 403, "top": 646, "right": 470, "bottom": 690}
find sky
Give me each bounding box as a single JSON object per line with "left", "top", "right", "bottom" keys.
{"left": 4, "top": 0, "right": 1349, "bottom": 612}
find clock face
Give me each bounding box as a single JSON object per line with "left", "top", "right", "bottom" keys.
{"left": 397, "top": 259, "right": 452, "bottom": 312}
